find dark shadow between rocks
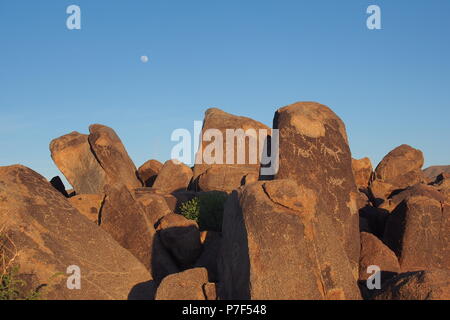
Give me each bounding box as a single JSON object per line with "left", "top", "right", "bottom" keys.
{"left": 127, "top": 280, "right": 157, "bottom": 300}
{"left": 218, "top": 190, "right": 250, "bottom": 300}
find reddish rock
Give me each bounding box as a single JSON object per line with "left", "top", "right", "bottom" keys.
{"left": 193, "top": 108, "right": 270, "bottom": 192}
{"left": 0, "top": 165, "right": 152, "bottom": 300}
{"left": 68, "top": 194, "right": 104, "bottom": 224}
{"left": 383, "top": 189, "right": 450, "bottom": 271}
{"left": 88, "top": 124, "right": 142, "bottom": 190}
{"left": 155, "top": 268, "right": 209, "bottom": 300}
{"left": 138, "top": 159, "right": 163, "bottom": 187}
{"left": 359, "top": 232, "right": 400, "bottom": 281}
{"left": 203, "top": 282, "right": 218, "bottom": 300}
{"left": 156, "top": 213, "right": 202, "bottom": 268}
{"left": 133, "top": 188, "right": 172, "bottom": 226}
{"left": 152, "top": 160, "right": 193, "bottom": 194}
{"left": 50, "top": 131, "right": 107, "bottom": 194}
{"left": 352, "top": 158, "right": 373, "bottom": 191}
{"left": 100, "top": 184, "right": 155, "bottom": 270}
{"left": 273, "top": 102, "right": 360, "bottom": 274}
{"left": 423, "top": 165, "right": 450, "bottom": 181}
{"left": 197, "top": 165, "right": 259, "bottom": 193}
{"left": 373, "top": 269, "right": 450, "bottom": 300}
{"left": 219, "top": 179, "right": 361, "bottom": 300}
{"left": 370, "top": 145, "right": 425, "bottom": 203}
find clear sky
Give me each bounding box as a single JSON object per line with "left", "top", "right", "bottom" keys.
{"left": 1, "top": 1, "right": 449, "bottom": 187}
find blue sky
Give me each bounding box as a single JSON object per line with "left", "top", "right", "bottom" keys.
{"left": 1, "top": 0, "right": 449, "bottom": 186}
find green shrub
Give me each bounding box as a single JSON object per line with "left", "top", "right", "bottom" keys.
{"left": 1, "top": 229, "right": 42, "bottom": 300}
{"left": 179, "top": 192, "right": 228, "bottom": 232}
{"left": 179, "top": 197, "right": 200, "bottom": 222}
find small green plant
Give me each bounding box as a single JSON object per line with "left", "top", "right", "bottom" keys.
{"left": 1, "top": 228, "right": 42, "bottom": 300}
{"left": 179, "top": 197, "right": 200, "bottom": 222}
{"left": 179, "top": 192, "right": 228, "bottom": 232}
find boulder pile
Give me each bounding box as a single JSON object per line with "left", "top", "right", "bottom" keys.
{"left": 1, "top": 102, "right": 448, "bottom": 300}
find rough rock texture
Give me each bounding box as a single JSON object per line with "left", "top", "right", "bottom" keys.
{"left": 372, "top": 269, "right": 450, "bottom": 300}
{"left": 197, "top": 165, "right": 259, "bottom": 193}
{"left": 100, "top": 184, "right": 155, "bottom": 270}
{"left": 133, "top": 188, "right": 172, "bottom": 226}
{"left": 352, "top": 158, "right": 373, "bottom": 191}
{"left": 50, "top": 131, "right": 107, "bottom": 194}
{"left": 432, "top": 173, "right": 450, "bottom": 201}
{"left": 155, "top": 268, "right": 209, "bottom": 300}
{"left": 423, "top": 165, "right": 450, "bottom": 181}
{"left": 138, "top": 159, "right": 163, "bottom": 187}
{"left": 152, "top": 160, "right": 193, "bottom": 194}
{"left": 68, "top": 194, "right": 104, "bottom": 224}
{"left": 383, "top": 188, "right": 449, "bottom": 272}
{"left": 88, "top": 124, "right": 142, "bottom": 190}
{"left": 219, "top": 179, "right": 361, "bottom": 300}
{"left": 203, "top": 282, "right": 218, "bottom": 300}
{"left": 359, "top": 232, "right": 400, "bottom": 281}
{"left": 156, "top": 213, "right": 202, "bottom": 268}
{"left": 0, "top": 165, "right": 152, "bottom": 300}
{"left": 379, "top": 184, "right": 441, "bottom": 213}
{"left": 273, "top": 102, "right": 360, "bottom": 274}
{"left": 370, "top": 145, "right": 425, "bottom": 204}
{"left": 193, "top": 108, "right": 270, "bottom": 192}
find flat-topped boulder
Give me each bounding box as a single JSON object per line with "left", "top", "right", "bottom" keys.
{"left": 193, "top": 108, "right": 270, "bottom": 192}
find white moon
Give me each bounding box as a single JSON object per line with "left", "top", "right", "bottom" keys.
{"left": 140, "top": 55, "right": 149, "bottom": 63}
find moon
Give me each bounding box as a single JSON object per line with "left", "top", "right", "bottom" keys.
{"left": 140, "top": 55, "right": 149, "bottom": 63}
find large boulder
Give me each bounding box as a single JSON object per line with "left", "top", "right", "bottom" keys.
{"left": 100, "top": 184, "right": 155, "bottom": 270}
{"left": 0, "top": 165, "right": 152, "bottom": 300}
{"left": 152, "top": 160, "right": 193, "bottom": 194}
{"left": 383, "top": 188, "right": 450, "bottom": 271}
{"left": 370, "top": 145, "right": 425, "bottom": 204}
{"left": 197, "top": 165, "right": 259, "bottom": 193}
{"left": 431, "top": 173, "right": 450, "bottom": 201}
{"left": 68, "top": 194, "right": 104, "bottom": 224}
{"left": 50, "top": 131, "right": 107, "bottom": 194}
{"left": 88, "top": 124, "right": 142, "bottom": 190}
{"left": 156, "top": 213, "right": 202, "bottom": 269}
{"left": 372, "top": 269, "right": 450, "bottom": 300}
{"left": 133, "top": 188, "right": 172, "bottom": 226}
{"left": 352, "top": 158, "right": 373, "bottom": 191}
{"left": 359, "top": 232, "right": 400, "bottom": 282}
{"left": 193, "top": 108, "right": 270, "bottom": 192}
{"left": 138, "top": 159, "right": 163, "bottom": 187}
{"left": 273, "top": 102, "right": 360, "bottom": 274}
{"left": 379, "top": 184, "right": 441, "bottom": 212}
{"left": 155, "top": 268, "right": 209, "bottom": 300}
{"left": 219, "top": 179, "right": 361, "bottom": 300}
